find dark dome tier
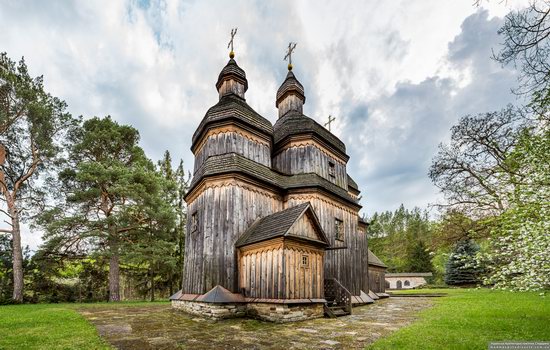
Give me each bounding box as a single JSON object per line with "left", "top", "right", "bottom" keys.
{"left": 276, "top": 71, "right": 305, "bottom": 107}
{"left": 191, "top": 94, "right": 273, "bottom": 148}
{"left": 216, "top": 58, "right": 248, "bottom": 92}
{"left": 273, "top": 112, "right": 346, "bottom": 156}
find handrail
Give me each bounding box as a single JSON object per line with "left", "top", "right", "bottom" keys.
{"left": 324, "top": 278, "right": 352, "bottom": 314}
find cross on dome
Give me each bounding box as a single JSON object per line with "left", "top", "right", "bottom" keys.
{"left": 227, "top": 28, "right": 238, "bottom": 58}
{"left": 284, "top": 42, "right": 297, "bottom": 71}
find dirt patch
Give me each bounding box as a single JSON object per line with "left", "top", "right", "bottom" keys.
{"left": 79, "top": 297, "right": 433, "bottom": 349}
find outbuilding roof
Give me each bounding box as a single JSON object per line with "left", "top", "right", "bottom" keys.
{"left": 385, "top": 272, "right": 433, "bottom": 277}
{"left": 368, "top": 249, "right": 387, "bottom": 268}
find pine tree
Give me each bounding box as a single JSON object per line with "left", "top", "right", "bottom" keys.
{"left": 39, "top": 116, "right": 161, "bottom": 301}
{"left": 0, "top": 53, "right": 74, "bottom": 302}
{"left": 405, "top": 240, "right": 434, "bottom": 273}
{"left": 445, "top": 239, "right": 480, "bottom": 286}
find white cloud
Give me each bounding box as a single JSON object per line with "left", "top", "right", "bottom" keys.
{"left": 0, "top": 0, "right": 522, "bottom": 250}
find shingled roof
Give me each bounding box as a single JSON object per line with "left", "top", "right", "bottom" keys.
{"left": 187, "top": 152, "right": 360, "bottom": 207}
{"left": 196, "top": 285, "right": 246, "bottom": 303}
{"left": 273, "top": 112, "right": 347, "bottom": 156}
{"left": 191, "top": 94, "right": 273, "bottom": 147}
{"left": 385, "top": 272, "right": 432, "bottom": 277}
{"left": 276, "top": 70, "right": 305, "bottom": 107}
{"left": 216, "top": 58, "right": 248, "bottom": 92}
{"left": 235, "top": 202, "right": 329, "bottom": 248}
{"left": 368, "top": 249, "right": 387, "bottom": 268}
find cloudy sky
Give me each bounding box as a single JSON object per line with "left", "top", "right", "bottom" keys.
{"left": 1, "top": 0, "right": 527, "bottom": 250}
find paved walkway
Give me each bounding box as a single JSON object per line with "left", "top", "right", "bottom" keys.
{"left": 79, "top": 297, "right": 433, "bottom": 349}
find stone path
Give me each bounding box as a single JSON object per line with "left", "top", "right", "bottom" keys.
{"left": 79, "top": 297, "right": 433, "bottom": 350}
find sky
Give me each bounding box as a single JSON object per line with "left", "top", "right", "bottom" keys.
{"left": 0, "top": 0, "right": 527, "bottom": 250}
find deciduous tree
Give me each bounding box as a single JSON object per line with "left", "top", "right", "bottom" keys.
{"left": 429, "top": 106, "right": 528, "bottom": 218}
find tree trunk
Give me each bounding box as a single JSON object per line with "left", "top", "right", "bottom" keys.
{"left": 9, "top": 204, "right": 23, "bottom": 303}
{"left": 150, "top": 268, "right": 155, "bottom": 302}
{"left": 108, "top": 235, "right": 120, "bottom": 302}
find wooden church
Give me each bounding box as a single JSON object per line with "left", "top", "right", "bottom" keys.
{"left": 171, "top": 39, "right": 388, "bottom": 322}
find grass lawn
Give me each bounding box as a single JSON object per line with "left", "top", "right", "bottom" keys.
{"left": 368, "top": 288, "right": 550, "bottom": 350}
{"left": 1, "top": 290, "right": 548, "bottom": 350}
{"left": 0, "top": 301, "right": 168, "bottom": 350}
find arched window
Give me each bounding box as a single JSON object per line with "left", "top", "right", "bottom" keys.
{"left": 404, "top": 280, "right": 410, "bottom": 287}
{"left": 385, "top": 280, "right": 390, "bottom": 289}
{"left": 396, "top": 280, "right": 402, "bottom": 289}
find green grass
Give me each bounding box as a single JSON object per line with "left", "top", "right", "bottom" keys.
{"left": 368, "top": 288, "right": 550, "bottom": 350}
{"left": 0, "top": 301, "right": 169, "bottom": 350}
{"left": 1, "top": 291, "right": 548, "bottom": 350}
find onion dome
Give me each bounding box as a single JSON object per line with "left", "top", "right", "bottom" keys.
{"left": 273, "top": 113, "right": 347, "bottom": 157}
{"left": 192, "top": 96, "right": 273, "bottom": 148}
{"left": 192, "top": 59, "right": 272, "bottom": 152}
{"left": 275, "top": 70, "right": 305, "bottom": 118}
{"left": 216, "top": 58, "right": 248, "bottom": 100}
{"left": 273, "top": 68, "right": 347, "bottom": 158}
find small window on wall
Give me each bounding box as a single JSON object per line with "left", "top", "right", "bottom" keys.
{"left": 335, "top": 218, "right": 344, "bottom": 241}
{"left": 301, "top": 254, "right": 310, "bottom": 268}
{"left": 404, "top": 280, "right": 410, "bottom": 287}
{"left": 191, "top": 211, "right": 198, "bottom": 232}
{"left": 328, "top": 161, "right": 336, "bottom": 178}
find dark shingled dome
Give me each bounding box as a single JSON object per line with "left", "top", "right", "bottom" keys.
{"left": 191, "top": 94, "right": 273, "bottom": 147}
{"left": 273, "top": 112, "right": 346, "bottom": 155}
{"left": 215, "top": 58, "right": 248, "bottom": 91}
{"left": 276, "top": 70, "right": 305, "bottom": 107}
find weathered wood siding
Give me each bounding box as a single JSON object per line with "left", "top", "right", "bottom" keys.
{"left": 350, "top": 227, "right": 370, "bottom": 294}
{"left": 368, "top": 266, "right": 386, "bottom": 293}
{"left": 238, "top": 239, "right": 324, "bottom": 299}
{"left": 285, "top": 193, "right": 366, "bottom": 295}
{"left": 283, "top": 242, "right": 324, "bottom": 299}
{"left": 194, "top": 130, "right": 271, "bottom": 173}
{"left": 273, "top": 143, "right": 347, "bottom": 189}
{"left": 238, "top": 238, "right": 284, "bottom": 299}
{"left": 287, "top": 212, "right": 318, "bottom": 240}
{"left": 182, "top": 178, "right": 282, "bottom": 294}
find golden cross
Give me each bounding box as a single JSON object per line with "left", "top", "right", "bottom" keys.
{"left": 284, "top": 42, "right": 297, "bottom": 70}
{"left": 324, "top": 115, "right": 336, "bottom": 131}
{"left": 227, "top": 28, "right": 237, "bottom": 58}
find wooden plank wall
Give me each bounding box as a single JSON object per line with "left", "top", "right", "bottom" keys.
{"left": 368, "top": 266, "right": 386, "bottom": 293}
{"left": 194, "top": 130, "right": 271, "bottom": 173}
{"left": 285, "top": 193, "right": 365, "bottom": 296}
{"left": 239, "top": 240, "right": 285, "bottom": 299}
{"left": 238, "top": 240, "right": 324, "bottom": 299}
{"left": 287, "top": 213, "right": 318, "bottom": 240}
{"left": 182, "top": 179, "right": 282, "bottom": 294}
{"left": 273, "top": 144, "right": 347, "bottom": 189}
{"left": 283, "top": 243, "right": 324, "bottom": 299}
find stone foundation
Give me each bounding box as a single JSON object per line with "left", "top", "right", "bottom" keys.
{"left": 172, "top": 300, "right": 324, "bottom": 322}
{"left": 171, "top": 300, "right": 247, "bottom": 319}
{"left": 247, "top": 303, "right": 324, "bottom": 323}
